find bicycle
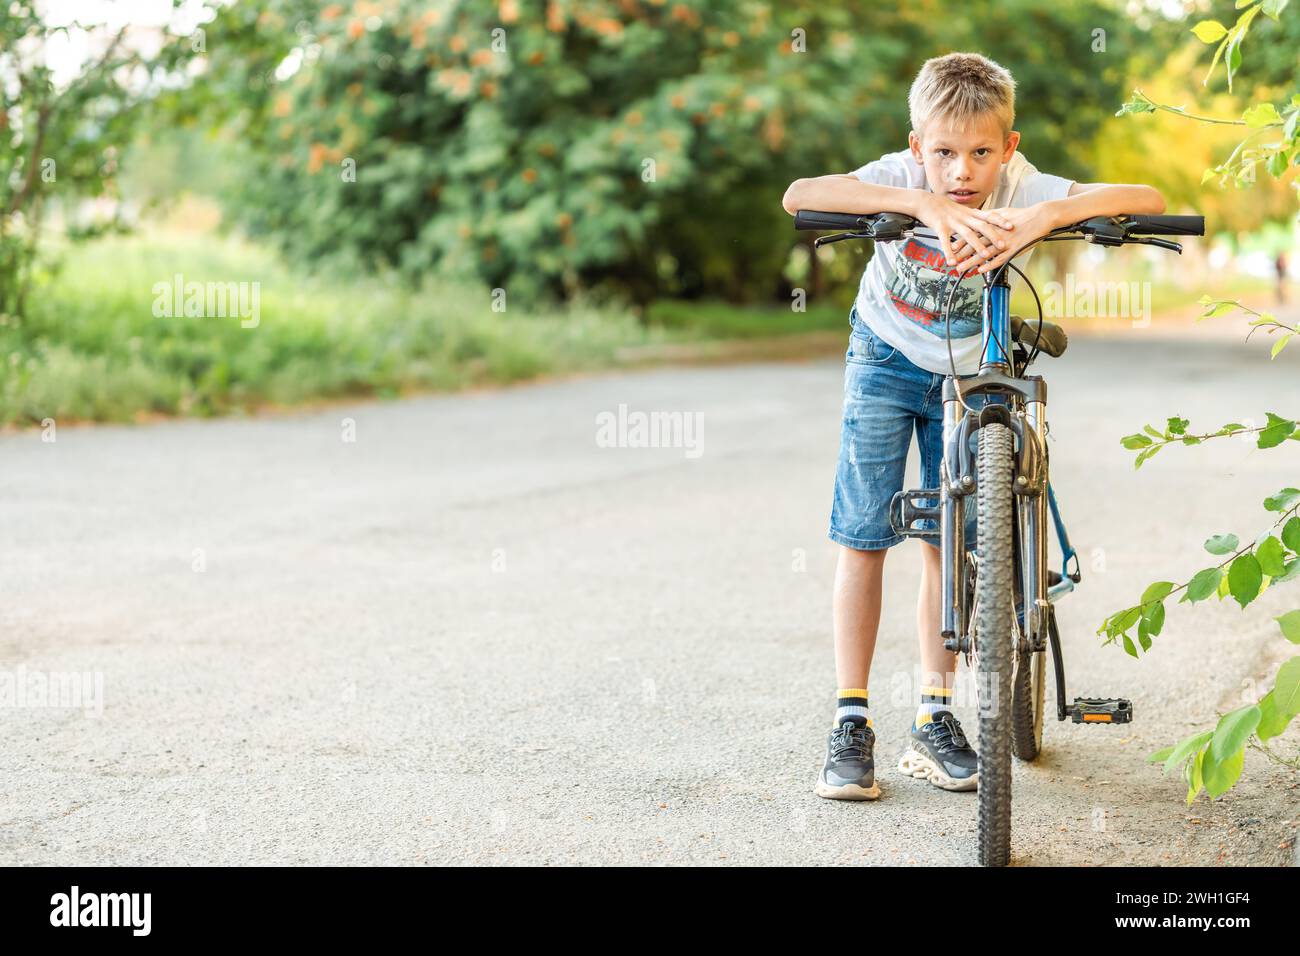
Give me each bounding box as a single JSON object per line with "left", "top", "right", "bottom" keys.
{"left": 794, "top": 208, "right": 1205, "bottom": 866}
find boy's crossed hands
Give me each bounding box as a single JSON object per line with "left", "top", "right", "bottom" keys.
{"left": 916, "top": 193, "right": 1057, "bottom": 278}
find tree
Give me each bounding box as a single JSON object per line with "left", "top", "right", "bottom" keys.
{"left": 0, "top": 2, "right": 195, "bottom": 316}
{"left": 188, "top": 0, "right": 1139, "bottom": 308}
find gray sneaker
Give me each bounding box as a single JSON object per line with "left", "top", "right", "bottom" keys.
{"left": 814, "top": 716, "right": 881, "bottom": 800}
{"left": 897, "top": 710, "right": 979, "bottom": 791}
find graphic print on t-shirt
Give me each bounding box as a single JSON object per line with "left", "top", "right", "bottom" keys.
{"left": 886, "top": 237, "right": 984, "bottom": 339}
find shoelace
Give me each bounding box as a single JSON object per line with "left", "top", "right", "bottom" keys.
{"left": 926, "top": 714, "right": 970, "bottom": 753}
{"left": 831, "top": 722, "right": 872, "bottom": 760}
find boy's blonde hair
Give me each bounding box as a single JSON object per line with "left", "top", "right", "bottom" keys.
{"left": 908, "top": 52, "right": 1015, "bottom": 139}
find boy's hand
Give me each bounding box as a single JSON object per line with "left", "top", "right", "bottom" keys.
{"left": 915, "top": 193, "right": 1015, "bottom": 272}
{"left": 951, "top": 203, "right": 1057, "bottom": 275}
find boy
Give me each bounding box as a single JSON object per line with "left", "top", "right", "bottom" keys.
{"left": 780, "top": 52, "right": 1165, "bottom": 800}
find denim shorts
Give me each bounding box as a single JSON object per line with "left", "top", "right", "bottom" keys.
{"left": 828, "top": 306, "right": 982, "bottom": 551}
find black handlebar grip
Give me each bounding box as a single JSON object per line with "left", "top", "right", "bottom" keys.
{"left": 1125, "top": 215, "right": 1205, "bottom": 236}
{"left": 793, "top": 210, "right": 872, "bottom": 231}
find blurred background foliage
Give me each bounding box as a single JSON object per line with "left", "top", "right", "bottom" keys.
{"left": 0, "top": 0, "right": 1297, "bottom": 422}
{"left": 182, "top": 0, "right": 1163, "bottom": 306}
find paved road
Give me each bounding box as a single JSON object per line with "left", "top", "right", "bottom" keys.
{"left": 2, "top": 316, "right": 1298, "bottom": 866}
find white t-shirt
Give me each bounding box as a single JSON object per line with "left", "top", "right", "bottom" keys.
{"left": 849, "top": 149, "right": 1074, "bottom": 375}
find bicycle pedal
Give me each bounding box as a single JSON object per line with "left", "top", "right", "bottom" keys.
{"left": 1068, "top": 697, "right": 1133, "bottom": 724}
{"left": 889, "top": 488, "right": 941, "bottom": 537}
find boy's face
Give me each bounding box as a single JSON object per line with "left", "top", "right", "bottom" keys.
{"left": 908, "top": 113, "right": 1020, "bottom": 208}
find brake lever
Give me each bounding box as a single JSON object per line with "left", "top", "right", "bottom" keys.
{"left": 1129, "top": 237, "right": 1183, "bottom": 254}
{"left": 813, "top": 230, "right": 873, "bottom": 248}
{"left": 813, "top": 228, "right": 915, "bottom": 248}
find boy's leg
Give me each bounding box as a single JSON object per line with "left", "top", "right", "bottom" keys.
{"left": 819, "top": 322, "right": 926, "bottom": 800}
{"left": 827, "top": 330, "right": 917, "bottom": 709}
{"left": 818, "top": 543, "right": 888, "bottom": 800}
{"left": 832, "top": 544, "right": 887, "bottom": 695}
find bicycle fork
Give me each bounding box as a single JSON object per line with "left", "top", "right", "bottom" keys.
{"left": 935, "top": 383, "right": 1050, "bottom": 655}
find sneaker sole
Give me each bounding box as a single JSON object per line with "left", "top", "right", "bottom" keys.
{"left": 814, "top": 778, "right": 881, "bottom": 800}
{"left": 897, "top": 746, "right": 978, "bottom": 792}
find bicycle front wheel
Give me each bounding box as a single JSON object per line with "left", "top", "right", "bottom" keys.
{"left": 974, "top": 420, "right": 1016, "bottom": 867}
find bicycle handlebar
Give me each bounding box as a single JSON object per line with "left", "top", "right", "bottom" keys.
{"left": 1120, "top": 215, "right": 1205, "bottom": 236}
{"left": 792, "top": 210, "right": 1205, "bottom": 247}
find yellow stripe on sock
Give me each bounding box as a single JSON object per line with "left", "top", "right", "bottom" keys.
{"left": 836, "top": 688, "right": 869, "bottom": 698}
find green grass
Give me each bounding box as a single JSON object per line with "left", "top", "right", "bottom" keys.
{"left": 2, "top": 230, "right": 668, "bottom": 425}
{"left": 643, "top": 298, "right": 851, "bottom": 338}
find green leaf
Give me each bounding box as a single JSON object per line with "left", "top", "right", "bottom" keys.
{"left": 1113, "top": 606, "right": 1142, "bottom": 633}
{"left": 1143, "top": 424, "right": 1165, "bottom": 440}
{"left": 1199, "top": 301, "right": 1239, "bottom": 320}
{"left": 1166, "top": 416, "right": 1189, "bottom": 436}
{"left": 1164, "top": 729, "right": 1213, "bottom": 773}
{"left": 1273, "top": 332, "right": 1296, "bottom": 358}
{"left": 1134, "top": 445, "right": 1163, "bottom": 469}
{"left": 1257, "top": 413, "right": 1296, "bottom": 449}
{"left": 1264, "top": 487, "right": 1300, "bottom": 512}
{"left": 1191, "top": 20, "right": 1229, "bottom": 43}
{"left": 1210, "top": 704, "right": 1261, "bottom": 761}
{"left": 1148, "top": 745, "right": 1175, "bottom": 763}
{"left": 1228, "top": 553, "right": 1263, "bottom": 607}
{"left": 1115, "top": 93, "right": 1158, "bottom": 117}
{"left": 1257, "top": 536, "right": 1288, "bottom": 576}
{"left": 1143, "top": 599, "right": 1166, "bottom": 637}
{"left": 1243, "top": 102, "right": 1282, "bottom": 127}
{"left": 1276, "top": 610, "right": 1300, "bottom": 644}
{"left": 1283, "top": 517, "right": 1300, "bottom": 553}
{"left": 1202, "top": 746, "right": 1244, "bottom": 798}
{"left": 1204, "top": 533, "right": 1239, "bottom": 555}
{"left": 1182, "top": 567, "right": 1223, "bottom": 603}
{"left": 1140, "top": 581, "right": 1176, "bottom": 603}
{"left": 1121, "top": 433, "right": 1153, "bottom": 450}
{"left": 1275, "top": 655, "right": 1300, "bottom": 717}
{"left": 1261, "top": 0, "right": 1289, "bottom": 19}
{"left": 1122, "top": 633, "right": 1138, "bottom": 658}
{"left": 1226, "top": 32, "right": 1243, "bottom": 91}
{"left": 1256, "top": 691, "right": 1293, "bottom": 741}
{"left": 1217, "top": 568, "right": 1233, "bottom": 600}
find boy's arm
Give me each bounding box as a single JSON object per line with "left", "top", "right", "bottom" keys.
{"left": 1046, "top": 181, "right": 1166, "bottom": 226}
{"left": 782, "top": 174, "right": 1016, "bottom": 270}
{"left": 953, "top": 181, "right": 1167, "bottom": 275}
{"left": 781, "top": 174, "right": 928, "bottom": 218}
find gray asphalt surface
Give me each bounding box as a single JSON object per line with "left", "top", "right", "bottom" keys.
{"left": 2, "top": 316, "right": 1298, "bottom": 866}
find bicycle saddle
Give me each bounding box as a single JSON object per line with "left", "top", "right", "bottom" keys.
{"left": 1010, "top": 314, "right": 1068, "bottom": 358}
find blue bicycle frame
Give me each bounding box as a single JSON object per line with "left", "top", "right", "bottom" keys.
{"left": 936, "top": 271, "right": 1080, "bottom": 656}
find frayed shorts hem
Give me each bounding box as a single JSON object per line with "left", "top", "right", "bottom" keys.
{"left": 827, "top": 525, "right": 944, "bottom": 551}
{"left": 827, "top": 525, "right": 903, "bottom": 551}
